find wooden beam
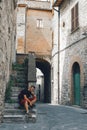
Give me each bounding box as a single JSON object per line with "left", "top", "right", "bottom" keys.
{"left": 53, "top": 0, "right": 63, "bottom": 7}
{"left": 18, "top": 4, "right": 27, "bottom": 7}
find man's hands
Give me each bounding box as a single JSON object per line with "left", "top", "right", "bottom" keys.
{"left": 24, "top": 95, "right": 33, "bottom": 106}
{"left": 29, "top": 101, "right": 33, "bottom": 106}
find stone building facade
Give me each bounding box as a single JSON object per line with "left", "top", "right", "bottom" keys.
{"left": 16, "top": 0, "right": 52, "bottom": 56}
{"left": 52, "top": 0, "right": 87, "bottom": 107}
{"left": 0, "top": 0, "right": 16, "bottom": 122}
{"left": 51, "top": 7, "right": 59, "bottom": 104}
{"left": 16, "top": 0, "right": 53, "bottom": 103}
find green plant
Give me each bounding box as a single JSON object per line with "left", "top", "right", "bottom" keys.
{"left": 12, "top": 63, "right": 24, "bottom": 70}
{"left": 5, "top": 76, "right": 14, "bottom": 102}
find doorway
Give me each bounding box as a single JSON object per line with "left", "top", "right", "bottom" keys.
{"left": 72, "top": 62, "right": 80, "bottom": 105}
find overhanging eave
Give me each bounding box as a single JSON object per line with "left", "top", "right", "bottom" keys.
{"left": 53, "top": 0, "right": 63, "bottom": 7}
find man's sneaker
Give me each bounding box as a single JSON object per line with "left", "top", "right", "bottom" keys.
{"left": 30, "top": 104, "right": 36, "bottom": 109}
{"left": 26, "top": 110, "right": 29, "bottom": 114}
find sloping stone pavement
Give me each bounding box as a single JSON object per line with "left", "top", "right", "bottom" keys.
{"left": 0, "top": 103, "right": 87, "bottom": 130}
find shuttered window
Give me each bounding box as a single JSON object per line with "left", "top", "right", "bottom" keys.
{"left": 71, "top": 3, "right": 79, "bottom": 32}
{"left": 37, "top": 19, "right": 43, "bottom": 28}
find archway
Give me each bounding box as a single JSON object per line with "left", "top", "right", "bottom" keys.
{"left": 36, "top": 58, "right": 51, "bottom": 103}
{"left": 72, "top": 62, "right": 80, "bottom": 106}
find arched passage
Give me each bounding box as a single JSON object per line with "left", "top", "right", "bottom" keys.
{"left": 72, "top": 62, "right": 80, "bottom": 106}
{"left": 36, "top": 58, "right": 51, "bottom": 103}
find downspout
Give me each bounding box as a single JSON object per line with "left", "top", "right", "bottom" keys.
{"left": 53, "top": 7, "right": 60, "bottom": 104}
{"left": 58, "top": 7, "right": 60, "bottom": 104}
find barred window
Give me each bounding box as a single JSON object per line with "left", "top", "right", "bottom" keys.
{"left": 71, "top": 3, "right": 79, "bottom": 32}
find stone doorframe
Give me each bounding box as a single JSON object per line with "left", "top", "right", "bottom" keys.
{"left": 69, "top": 56, "right": 84, "bottom": 106}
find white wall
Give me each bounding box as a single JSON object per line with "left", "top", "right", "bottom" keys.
{"left": 51, "top": 7, "right": 59, "bottom": 104}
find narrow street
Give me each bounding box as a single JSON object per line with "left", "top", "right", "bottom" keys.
{"left": 1, "top": 104, "right": 87, "bottom": 130}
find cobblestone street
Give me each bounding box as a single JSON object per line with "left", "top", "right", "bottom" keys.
{"left": 1, "top": 104, "right": 87, "bottom": 130}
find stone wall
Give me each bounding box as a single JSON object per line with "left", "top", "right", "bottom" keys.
{"left": 16, "top": 0, "right": 52, "bottom": 57}
{"left": 26, "top": 8, "right": 52, "bottom": 56}
{"left": 51, "top": 7, "right": 59, "bottom": 104}
{"left": 52, "top": 0, "right": 87, "bottom": 107}
{"left": 16, "top": 6, "right": 26, "bottom": 53}
{"left": 59, "top": 0, "right": 87, "bottom": 106}
{"left": 0, "top": 0, "right": 16, "bottom": 122}
{"left": 17, "top": 0, "right": 52, "bottom": 10}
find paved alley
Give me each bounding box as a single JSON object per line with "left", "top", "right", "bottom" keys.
{"left": 0, "top": 104, "right": 87, "bottom": 130}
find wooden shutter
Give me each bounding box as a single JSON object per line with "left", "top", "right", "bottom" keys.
{"left": 71, "top": 3, "right": 79, "bottom": 32}
{"left": 75, "top": 3, "right": 79, "bottom": 29}
{"left": 71, "top": 7, "right": 74, "bottom": 31}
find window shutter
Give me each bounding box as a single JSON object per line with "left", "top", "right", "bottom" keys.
{"left": 71, "top": 7, "right": 74, "bottom": 31}
{"left": 75, "top": 3, "right": 79, "bottom": 28}
{"left": 71, "top": 3, "right": 79, "bottom": 32}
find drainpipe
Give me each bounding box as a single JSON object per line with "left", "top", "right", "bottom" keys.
{"left": 53, "top": 7, "right": 60, "bottom": 104}
{"left": 58, "top": 7, "right": 60, "bottom": 104}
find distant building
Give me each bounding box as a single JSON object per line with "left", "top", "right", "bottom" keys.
{"left": 52, "top": 0, "right": 87, "bottom": 108}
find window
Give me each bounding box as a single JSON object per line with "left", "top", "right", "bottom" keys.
{"left": 37, "top": 19, "right": 43, "bottom": 28}
{"left": 71, "top": 3, "right": 79, "bottom": 32}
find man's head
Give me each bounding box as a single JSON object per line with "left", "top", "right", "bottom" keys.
{"left": 28, "top": 85, "right": 35, "bottom": 92}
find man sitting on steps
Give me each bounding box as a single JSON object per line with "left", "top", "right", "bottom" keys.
{"left": 18, "top": 85, "right": 37, "bottom": 114}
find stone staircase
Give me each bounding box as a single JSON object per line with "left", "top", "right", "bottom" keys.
{"left": 3, "top": 63, "right": 36, "bottom": 123}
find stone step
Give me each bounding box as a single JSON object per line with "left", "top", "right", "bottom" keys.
{"left": 4, "top": 108, "right": 37, "bottom": 115}
{"left": 3, "top": 113, "right": 36, "bottom": 123}
{"left": 11, "top": 87, "right": 23, "bottom": 92}
{"left": 16, "top": 79, "right": 27, "bottom": 83}
{"left": 17, "top": 70, "right": 27, "bottom": 76}
{"left": 5, "top": 103, "right": 20, "bottom": 109}
{"left": 4, "top": 109, "right": 25, "bottom": 115}
{"left": 16, "top": 82, "right": 27, "bottom": 85}
{"left": 10, "top": 97, "right": 18, "bottom": 102}
{"left": 12, "top": 83, "right": 27, "bottom": 88}
{"left": 16, "top": 74, "right": 27, "bottom": 78}
{"left": 3, "top": 109, "right": 37, "bottom": 123}
{"left": 3, "top": 114, "right": 25, "bottom": 123}
{"left": 13, "top": 67, "right": 25, "bottom": 71}
{"left": 11, "top": 92, "right": 19, "bottom": 97}
{"left": 11, "top": 87, "right": 26, "bottom": 97}
{"left": 5, "top": 103, "right": 37, "bottom": 112}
